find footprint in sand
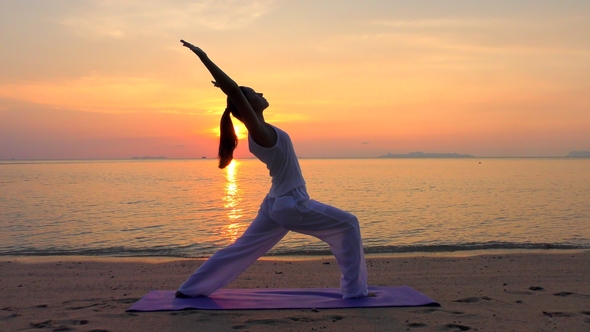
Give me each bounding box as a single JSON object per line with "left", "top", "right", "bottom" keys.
{"left": 412, "top": 308, "right": 465, "bottom": 316}
{"left": 442, "top": 323, "right": 471, "bottom": 331}
{"left": 112, "top": 297, "right": 141, "bottom": 304}
{"left": 553, "top": 291, "right": 590, "bottom": 298}
{"left": 29, "top": 319, "right": 90, "bottom": 330}
{"left": 542, "top": 311, "right": 574, "bottom": 318}
{"left": 65, "top": 303, "right": 100, "bottom": 310}
{"left": 407, "top": 322, "right": 428, "bottom": 328}
{"left": 61, "top": 298, "right": 104, "bottom": 310}
{"left": 1, "top": 313, "right": 21, "bottom": 321}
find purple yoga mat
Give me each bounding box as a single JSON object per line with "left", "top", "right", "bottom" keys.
{"left": 127, "top": 286, "right": 439, "bottom": 311}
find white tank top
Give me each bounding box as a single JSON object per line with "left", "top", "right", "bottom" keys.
{"left": 248, "top": 125, "right": 306, "bottom": 198}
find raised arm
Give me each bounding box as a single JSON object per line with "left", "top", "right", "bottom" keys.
{"left": 180, "top": 40, "right": 275, "bottom": 146}
{"left": 180, "top": 41, "right": 241, "bottom": 98}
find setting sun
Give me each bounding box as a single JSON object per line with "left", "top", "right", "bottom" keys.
{"left": 211, "top": 123, "right": 248, "bottom": 140}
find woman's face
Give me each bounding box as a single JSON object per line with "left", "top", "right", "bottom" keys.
{"left": 244, "top": 88, "right": 269, "bottom": 113}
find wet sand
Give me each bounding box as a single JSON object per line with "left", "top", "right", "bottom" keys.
{"left": 1, "top": 251, "right": 589, "bottom": 331}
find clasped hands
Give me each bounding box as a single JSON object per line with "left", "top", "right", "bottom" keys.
{"left": 180, "top": 39, "right": 205, "bottom": 56}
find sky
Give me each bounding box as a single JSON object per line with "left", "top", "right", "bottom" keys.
{"left": 1, "top": 0, "right": 589, "bottom": 159}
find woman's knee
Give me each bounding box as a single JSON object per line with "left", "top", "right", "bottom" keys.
{"left": 345, "top": 214, "right": 360, "bottom": 229}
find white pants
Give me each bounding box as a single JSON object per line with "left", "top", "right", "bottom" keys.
{"left": 177, "top": 186, "right": 369, "bottom": 298}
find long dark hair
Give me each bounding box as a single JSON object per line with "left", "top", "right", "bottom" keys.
{"left": 218, "top": 87, "right": 248, "bottom": 169}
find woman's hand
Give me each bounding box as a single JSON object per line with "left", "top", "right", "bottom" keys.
{"left": 180, "top": 39, "right": 206, "bottom": 56}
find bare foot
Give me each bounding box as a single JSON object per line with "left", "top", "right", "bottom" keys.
{"left": 367, "top": 292, "right": 377, "bottom": 297}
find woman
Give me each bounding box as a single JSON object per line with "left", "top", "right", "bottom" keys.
{"left": 176, "top": 40, "right": 370, "bottom": 299}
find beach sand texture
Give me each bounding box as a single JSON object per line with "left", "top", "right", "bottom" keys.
{"left": 1, "top": 252, "right": 589, "bottom": 331}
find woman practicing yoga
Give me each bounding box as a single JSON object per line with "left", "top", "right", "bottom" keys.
{"left": 176, "top": 40, "right": 370, "bottom": 299}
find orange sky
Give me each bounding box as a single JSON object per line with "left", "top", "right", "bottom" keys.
{"left": 1, "top": 1, "right": 589, "bottom": 159}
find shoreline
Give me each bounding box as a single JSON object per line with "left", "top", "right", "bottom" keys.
{"left": 2, "top": 251, "right": 588, "bottom": 331}
{"left": 2, "top": 248, "right": 587, "bottom": 264}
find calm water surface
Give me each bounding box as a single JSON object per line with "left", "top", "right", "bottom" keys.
{"left": 0, "top": 158, "right": 588, "bottom": 257}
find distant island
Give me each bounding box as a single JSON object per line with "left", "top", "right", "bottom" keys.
{"left": 131, "top": 156, "right": 167, "bottom": 160}
{"left": 566, "top": 151, "right": 590, "bottom": 158}
{"left": 378, "top": 151, "right": 475, "bottom": 158}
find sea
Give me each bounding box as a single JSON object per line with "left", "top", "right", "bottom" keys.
{"left": 1, "top": 158, "right": 589, "bottom": 258}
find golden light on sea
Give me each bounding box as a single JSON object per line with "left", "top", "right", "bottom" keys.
{"left": 221, "top": 160, "right": 245, "bottom": 243}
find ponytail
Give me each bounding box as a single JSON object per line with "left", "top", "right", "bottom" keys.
{"left": 218, "top": 108, "right": 238, "bottom": 169}
{"left": 217, "top": 86, "right": 248, "bottom": 169}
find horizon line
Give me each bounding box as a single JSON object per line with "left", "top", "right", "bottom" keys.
{"left": 1, "top": 156, "right": 589, "bottom": 162}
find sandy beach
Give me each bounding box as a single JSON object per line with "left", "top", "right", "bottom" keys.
{"left": 1, "top": 251, "right": 588, "bottom": 331}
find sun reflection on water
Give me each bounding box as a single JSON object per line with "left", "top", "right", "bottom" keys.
{"left": 222, "top": 160, "right": 245, "bottom": 243}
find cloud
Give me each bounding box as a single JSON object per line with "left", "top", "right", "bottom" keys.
{"left": 55, "top": 0, "right": 276, "bottom": 38}
{"left": 367, "top": 15, "right": 590, "bottom": 56}
{"left": 370, "top": 18, "right": 505, "bottom": 29}
{"left": 0, "top": 72, "right": 229, "bottom": 115}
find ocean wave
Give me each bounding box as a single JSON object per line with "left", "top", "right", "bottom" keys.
{"left": 1, "top": 242, "right": 588, "bottom": 258}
